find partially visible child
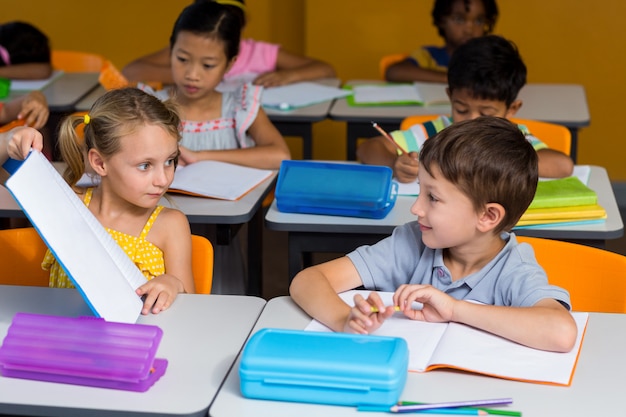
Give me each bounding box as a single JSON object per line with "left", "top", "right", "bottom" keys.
{"left": 122, "top": 0, "right": 336, "bottom": 89}
{"left": 291, "top": 117, "right": 578, "bottom": 353}
{"left": 0, "top": 91, "right": 49, "bottom": 129}
{"left": 19, "top": 87, "right": 195, "bottom": 315}
{"left": 0, "top": 21, "right": 52, "bottom": 80}
{"left": 141, "top": 0, "right": 290, "bottom": 169}
{"left": 361, "top": 35, "right": 574, "bottom": 182}
{"left": 385, "top": 0, "right": 498, "bottom": 83}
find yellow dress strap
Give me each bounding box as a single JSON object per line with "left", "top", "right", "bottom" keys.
{"left": 139, "top": 206, "right": 164, "bottom": 240}
{"left": 84, "top": 187, "right": 94, "bottom": 205}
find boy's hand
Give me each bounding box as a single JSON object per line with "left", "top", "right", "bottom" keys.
{"left": 6, "top": 126, "right": 43, "bottom": 159}
{"left": 393, "top": 151, "right": 419, "bottom": 183}
{"left": 18, "top": 91, "right": 49, "bottom": 129}
{"left": 394, "top": 284, "right": 458, "bottom": 323}
{"left": 344, "top": 292, "right": 396, "bottom": 334}
{"left": 136, "top": 274, "right": 185, "bottom": 315}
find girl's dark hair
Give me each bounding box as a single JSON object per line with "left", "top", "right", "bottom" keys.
{"left": 171, "top": 0, "right": 243, "bottom": 60}
{"left": 0, "top": 21, "right": 50, "bottom": 66}
{"left": 432, "top": 0, "right": 499, "bottom": 37}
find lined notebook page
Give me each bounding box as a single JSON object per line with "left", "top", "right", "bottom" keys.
{"left": 5, "top": 151, "right": 145, "bottom": 323}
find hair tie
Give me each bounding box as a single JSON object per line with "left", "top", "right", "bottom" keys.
{"left": 214, "top": 0, "right": 246, "bottom": 12}
{"left": 83, "top": 114, "right": 90, "bottom": 125}
{"left": 0, "top": 45, "right": 10, "bottom": 66}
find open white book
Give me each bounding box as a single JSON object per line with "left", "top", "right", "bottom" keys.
{"left": 351, "top": 82, "right": 449, "bottom": 106}
{"left": 305, "top": 290, "right": 588, "bottom": 386}
{"left": 168, "top": 160, "right": 273, "bottom": 200}
{"left": 261, "top": 82, "right": 351, "bottom": 110}
{"left": 4, "top": 151, "right": 146, "bottom": 323}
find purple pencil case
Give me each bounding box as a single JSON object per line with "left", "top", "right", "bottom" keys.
{"left": 0, "top": 313, "right": 167, "bottom": 392}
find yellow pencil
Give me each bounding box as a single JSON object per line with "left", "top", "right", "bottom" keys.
{"left": 370, "top": 305, "right": 401, "bottom": 313}
{"left": 371, "top": 121, "right": 409, "bottom": 155}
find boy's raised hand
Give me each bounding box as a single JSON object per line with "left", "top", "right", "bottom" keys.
{"left": 393, "top": 151, "right": 419, "bottom": 183}
{"left": 393, "top": 284, "right": 458, "bottom": 323}
{"left": 344, "top": 292, "right": 395, "bottom": 334}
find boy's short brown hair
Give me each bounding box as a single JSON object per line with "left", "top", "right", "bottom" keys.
{"left": 419, "top": 116, "right": 538, "bottom": 233}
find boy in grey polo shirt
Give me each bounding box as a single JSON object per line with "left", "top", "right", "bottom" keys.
{"left": 290, "top": 117, "right": 577, "bottom": 353}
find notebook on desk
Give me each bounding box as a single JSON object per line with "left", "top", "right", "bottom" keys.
{"left": 346, "top": 82, "right": 449, "bottom": 106}
{"left": 9, "top": 70, "right": 64, "bottom": 91}
{"left": 261, "top": 82, "right": 351, "bottom": 110}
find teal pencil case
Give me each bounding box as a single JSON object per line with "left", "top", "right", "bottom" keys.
{"left": 239, "top": 328, "right": 409, "bottom": 407}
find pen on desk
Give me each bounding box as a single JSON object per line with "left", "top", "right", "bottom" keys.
{"left": 371, "top": 121, "right": 409, "bottom": 155}
{"left": 398, "top": 402, "right": 522, "bottom": 416}
{"left": 357, "top": 405, "right": 488, "bottom": 415}
{"left": 390, "top": 398, "right": 514, "bottom": 413}
{"left": 370, "top": 305, "right": 401, "bottom": 313}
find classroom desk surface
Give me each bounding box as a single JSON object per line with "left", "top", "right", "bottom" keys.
{"left": 0, "top": 285, "right": 266, "bottom": 417}
{"left": 210, "top": 296, "right": 626, "bottom": 417}
{"left": 331, "top": 81, "right": 590, "bottom": 161}
{"left": 0, "top": 169, "right": 277, "bottom": 296}
{"left": 266, "top": 166, "right": 623, "bottom": 278}
{"left": 75, "top": 78, "right": 341, "bottom": 160}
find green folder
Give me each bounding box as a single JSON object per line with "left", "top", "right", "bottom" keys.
{"left": 528, "top": 176, "right": 597, "bottom": 209}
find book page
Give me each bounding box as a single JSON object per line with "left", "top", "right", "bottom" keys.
{"left": 5, "top": 151, "right": 145, "bottom": 323}
{"left": 428, "top": 312, "right": 588, "bottom": 385}
{"left": 305, "top": 290, "right": 588, "bottom": 385}
{"left": 168, "top": 160, "right": 273, "bottom": 200}
{"left": 304, "top": 290, "right": 446, "bottom": 371}
{"left": 352, "top": 85, "right": 422, "bottom": 105}
{"left": 261, "top": 82, "right": 351, "bottom": 110}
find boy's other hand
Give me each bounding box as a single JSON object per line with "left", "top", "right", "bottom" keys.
{"left": 393, "top": 151, "right": 419, "bottom": 183}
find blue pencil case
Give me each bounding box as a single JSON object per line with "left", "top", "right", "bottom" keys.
{"left": 239, "top": 328, "right": 408, "bottom": 407}
{"left": 275, "top": 160, "right": 398, "bottom": 219}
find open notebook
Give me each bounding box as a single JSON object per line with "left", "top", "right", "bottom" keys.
{"left": 261, "top": 82, "right": 351, "bottom": 110}
{"left": 348, "top": 82, "right": 449, "bottom": 107}
{"left": 3, "top": 151, "right": 146, "bottom": 323}
{"left": 306, "top": 290, "right": 588, "bottom": 386}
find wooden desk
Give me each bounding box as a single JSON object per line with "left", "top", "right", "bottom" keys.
{"left": 265, "top": 166, "right": 623, "bottom": 279}
{"left": 210, "top": 296, "right": 626, "bottom": 417}
{"left": 0, "top": 171, "right": 277, "bottom": 297}
{"left": 76, "top": 78, "right": 341, "bottom": 160}
{"left": 0, "top": 285, "right": 265, "bottom": 417}
{"left": 331, "top": 81, "right": 590, "bottom": 162}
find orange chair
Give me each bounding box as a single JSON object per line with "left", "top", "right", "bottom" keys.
{"left": 0, "top": 119, "right": 26, "bottom": 133}
{"left": 400, "top": 114, "right": 441, "bottom": 131}
{"left": 517, "top": 236, "right": 626, "bottom": 313}
{"left": 379, "top": 53, "right": 408, "bottom": 79}
{"left": 509, "top": 118, "right": 571, "bottom": 156}
{"left": 0, "top": 228, "right": 214, "bottom": 294}
{"left": 51, "top": 50, "right": 106, "bottom": 72}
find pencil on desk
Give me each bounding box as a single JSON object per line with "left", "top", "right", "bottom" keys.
{"left": 371, "top": 121, "right": 409, "bottom": 155}
{"left": 370, "top": 305, "right": 401, "bottom": 313}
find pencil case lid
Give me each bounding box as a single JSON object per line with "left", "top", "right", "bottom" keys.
{"left": 275, "top": 160, "right": 397, "bottom": 219}
{"left": 0, "top": 312, "right": 167, "bottom": 392}
{"left": 239, "top": 328, "right": 408, "bottom": 407}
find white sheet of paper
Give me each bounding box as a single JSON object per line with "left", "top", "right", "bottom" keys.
{"left": 5, "top": 151, "right": 145, "bottom": 323}
{"left": 9, "top": 70, "right": 64, "bottom": 91}
{"left": 262, "top": 82, "right": 351, "bottom": 110}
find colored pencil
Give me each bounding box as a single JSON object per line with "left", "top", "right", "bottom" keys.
{"left": 370, "top": 305, "right": 401, "bottom": 313}
{"left": 356, "top": 405, "right": 487, "bottom": 415}
{"left": 391, "top": 398, "right": 514, "bottom": 413}
{"left": 398, "top": 402, "right": 522, "bottom": 416}
{"left": 371, "top": 121, "right": 409, "bottom": 154}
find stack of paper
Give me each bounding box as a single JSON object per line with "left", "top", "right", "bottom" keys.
{"left": 516, "top": 168, "right": 606, "bottom": 228}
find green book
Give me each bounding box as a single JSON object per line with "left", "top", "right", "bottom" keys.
{"left": 528, "top": 176, "right": 597, "bottom": 209}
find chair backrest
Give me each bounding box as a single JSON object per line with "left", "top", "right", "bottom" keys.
{"left": 52, "top": 50, "right": 106, "bottom": 72}
{"left": 516, "top": 236, "right": 626, "bottom": 313}
{"left": 0, "top": 227, "right": 50, "bottom": 286}
{"left": 509, "top": 118, "right": 571, "bottom": 156}
{"left": 400, "top": 114, "right": 441, "bottom": 131}
{"left": 191, "top": 234, "right": 213, "bottom": 294}
{"left": 0, "top": 227, "right": 214, "bottom": 294}
{"left": 379, "top": 53, "right": 408, "bottom": 79}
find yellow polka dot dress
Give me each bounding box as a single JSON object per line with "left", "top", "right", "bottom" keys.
{"left": 42, "top": 188, "right": 166, "bottom": 288}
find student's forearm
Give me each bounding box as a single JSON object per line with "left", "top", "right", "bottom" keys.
{"left": 451, "top": 300, "right": 578, "bottom": 352}
{"left": 385, "top": 62, "right": 447, "bottom": 83}
{"left": 356, "top": 136, "right": 397, "bottom": 167}
{"left": 0, "top": 63, "right": 52, "bottom": 80}
{"left": 537, "top": 149, "right": 574, "bottom": 178}
{"left": 122, "top": 62, "right": 174, "bottom": 84}
{"left": 290, "top": 269, "right": 352, "bottom": 332}
{"left": 287, "top": 61, "right": 336, "bottom": 82}
{"left": 191, "top": 145, "right": 290, "bottom": 169}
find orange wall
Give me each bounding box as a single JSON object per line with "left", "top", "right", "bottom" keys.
{"left": 3, "top": 1, "right": 626, "bottom": 180}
